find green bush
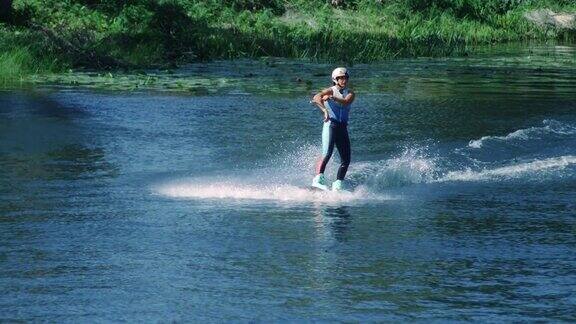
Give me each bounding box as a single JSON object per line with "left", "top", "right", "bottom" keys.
{"left": 404, "top": 0, "right": 531, "bottom": 21}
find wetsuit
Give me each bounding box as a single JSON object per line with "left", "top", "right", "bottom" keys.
{"left": 317, "top": 85, "right": 351, "bottom": 180}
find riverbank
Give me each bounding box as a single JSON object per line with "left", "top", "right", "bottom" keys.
{"left": 1, "top": 0, "right": 575, "bottom": 83}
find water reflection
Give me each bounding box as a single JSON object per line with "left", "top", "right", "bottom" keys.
{"left": 314, "top": 206, "right": 352, "bottom": 243}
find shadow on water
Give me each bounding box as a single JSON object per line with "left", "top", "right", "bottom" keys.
{"left": 0, "top": 91, "right": 118, "bottom": 222}
{"left": 0, "top": 92, "right": 118, "bottom": 242}
{"left": 0, "top": 91, "right": 117, "bottom": 214}
{"left": 0, "top": 90, "right": 119, "bottom": 260}
{"left": 0, "top": 91, "right": 117, "bottom": 182}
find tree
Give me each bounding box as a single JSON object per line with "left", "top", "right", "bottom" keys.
{"left": 0, "top": 0, "right": 12, "bottom": 22}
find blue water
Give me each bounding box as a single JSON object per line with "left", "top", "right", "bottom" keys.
{"left": 1, "top": 44, "right": 576, "bottom": 321}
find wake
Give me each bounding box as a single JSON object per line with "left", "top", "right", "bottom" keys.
{"left": 437, "top": 155, "right": 576, "bottom": 182}
{"left": 155, "top": 119, "right": 576, "bottom": 201}
{"left": 468, "top": 119, "right": 576, "bottom": 149}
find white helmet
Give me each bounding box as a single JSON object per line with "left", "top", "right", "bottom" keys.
{"left": 331, "top": 67, "right": 349, "bottom": 83}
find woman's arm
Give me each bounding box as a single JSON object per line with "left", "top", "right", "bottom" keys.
{"left": 313, "top": 88, "right": 333, "bottom": 106}
{"left": 312, "top": 88, "right": 333, "bottom": 121}
{"left": 331, "top": 91, "right": 355, "bottom": 106}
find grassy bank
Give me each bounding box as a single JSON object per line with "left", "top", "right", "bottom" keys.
{"left": 0, "top": 29, "right": 65, "bottom": 84}
{"left": 1, "top": 0, "right": 576, "bottom": 83}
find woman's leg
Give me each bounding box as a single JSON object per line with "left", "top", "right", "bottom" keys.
{"left": 317, "top": 122, "right": 335, "bottom": 174}
{"left": 335, "top": 127, "right": 351, "bottom": 180}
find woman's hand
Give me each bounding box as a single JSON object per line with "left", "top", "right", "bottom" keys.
{"left": 322, "top": 94, "right": 332, "bottom": 101}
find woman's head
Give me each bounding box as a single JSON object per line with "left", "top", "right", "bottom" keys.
{"left": 331, "top": 67, "right": 349, "bottom": 87}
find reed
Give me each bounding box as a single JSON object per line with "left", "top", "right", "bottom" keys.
{"left": 0, "top": 25, "right": 63, "bottom": 83}
{"left": 0, "top": 42, "right": 61, "bottom": 85}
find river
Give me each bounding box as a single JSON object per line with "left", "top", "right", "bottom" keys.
{"left": 1, "top": 43, "right": 575, "bottom": 321}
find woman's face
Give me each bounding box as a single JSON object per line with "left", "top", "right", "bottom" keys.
{"left": 336, "top": 76, "right": 348, "bottom": 88}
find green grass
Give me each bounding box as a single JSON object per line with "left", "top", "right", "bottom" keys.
{"left": 0, "top": 47, "right": 34, "bottom": 83}
{"left": 0, "top": 48, "right": 61, "bottom": 85}
{"left": 0, "top": 30, "right": 63, "bottom": 85}
{"left": 1, "top": 0, "right": 575, "bottom": 83}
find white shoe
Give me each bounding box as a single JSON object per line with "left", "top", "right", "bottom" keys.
{"left": 332, "top": 179, "right": 344, "bottom": 191}
{"left": 312, "top": 174, "right": 329, "bottom": 191}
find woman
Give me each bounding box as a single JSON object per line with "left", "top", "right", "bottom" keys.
{"left": 311, "top": 67, "right": 356, "bottom": 191}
